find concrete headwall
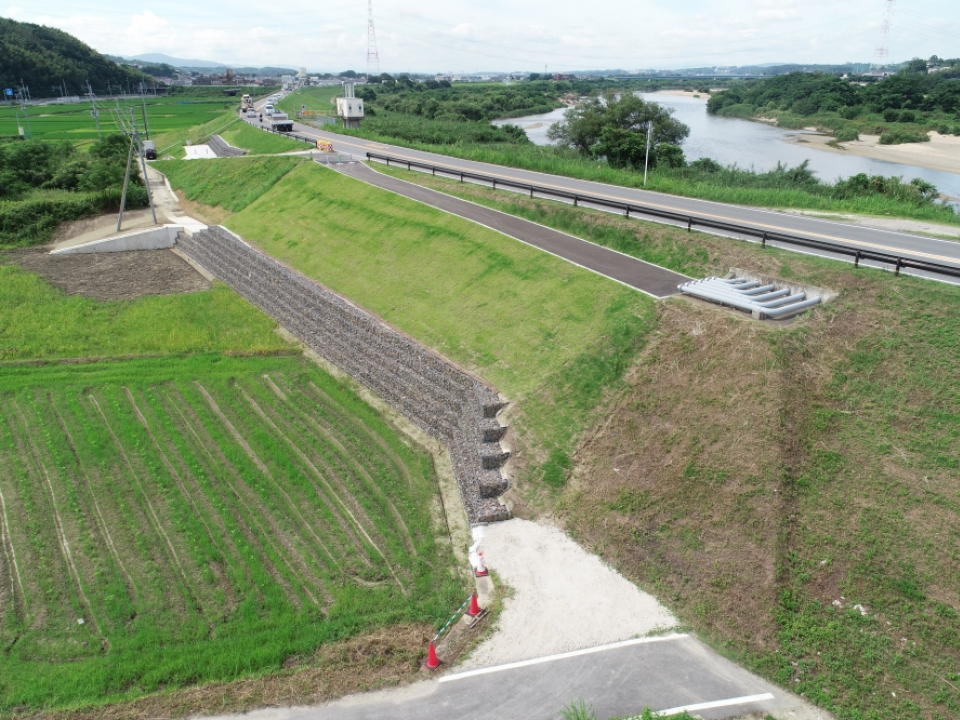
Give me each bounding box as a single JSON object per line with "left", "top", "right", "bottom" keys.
{"left": 178, "top": 226, "right": 511, "bottom": 524}
{"left": 50, "top": 224, "right": 183, "bottom": 255}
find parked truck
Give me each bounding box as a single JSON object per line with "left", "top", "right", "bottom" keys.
{"left": 269, "top": 111, "right": 294, "bottom": 133}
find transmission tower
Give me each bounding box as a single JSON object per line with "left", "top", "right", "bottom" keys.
{"left": 872, "top": 0, "right": 896, "bottom": 70}
{"left": 366, "top": 0, "right": 380, "bottom": 80}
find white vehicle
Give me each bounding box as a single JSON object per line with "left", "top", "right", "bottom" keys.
{"left": 246, "top": 108, "right": 256, "bottom": 118}
{"left": 264, "top": 104, "right": 275, "bottom": 116}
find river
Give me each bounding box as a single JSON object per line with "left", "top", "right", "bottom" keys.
{"left": 494, "top": 94, "right": 960, "bottom": 201}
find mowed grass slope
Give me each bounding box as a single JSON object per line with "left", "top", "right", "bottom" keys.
{"left": 0, "top": 355, "right": 454, "bottom": 711}
{"left": 219, "top": 161, "right": 655, "bottom": 476}
{"left": 219, "top": 122, "right": 309, "bottom": 155}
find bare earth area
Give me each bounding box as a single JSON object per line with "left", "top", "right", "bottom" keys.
{"left": 2, "top": 246, "right": 210, "bottom": 301}
{"left": 463, "top": 518, "right": 678, "bottom": 668}
{"left": 789, "top": 131, "right": 960, "bottom": 177}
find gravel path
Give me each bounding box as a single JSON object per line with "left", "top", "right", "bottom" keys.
{"left": 463, "top": 518, "right": 677, "bottom": 668}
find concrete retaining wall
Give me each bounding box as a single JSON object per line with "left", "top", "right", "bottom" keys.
{"left": 177, "top": 225, "right": 511, "bottom": 524}
{"left": 51, "top": 224, "right": 182, "bottom": 255}
{"left": 209, "top": 134, "right": 249, "bottom": 158}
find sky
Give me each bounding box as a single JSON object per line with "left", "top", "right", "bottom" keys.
{"left": 3, "top": 0, "right": 957, "bottom": 73}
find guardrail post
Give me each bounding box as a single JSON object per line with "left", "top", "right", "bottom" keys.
{"left": 573, "top": 196, "right": 578, "bottom": 207}
{"left": 386, "top": 158, "right": 390, "bottom": 166}
{"left": 895, "top": 258, "right": 902, "bottom": 276}
{"left": 687, "top": 218, "right": 693, "bottom": 232}
{"left": 492, "top": 179, "right": 496, "bottom": 189}
{"left": 530, "top": 187, "right": 534, "bottom": 198}
{"left": 407, "top": 161, "right": 411, "bottom": 170}
{"left": 761, "top": 232, "right": 767, "bottom": 248}
{"left": 460, "top": 172, "right": 464, "bottom": 183}
{"left": 432, "top": 167, "right": 435, "bottom": 176}
{"left": 854, "top": 251, "right": 860, "bottom": 268}
{"left": 625, "top": 207, "right": 630, "bottom": 218}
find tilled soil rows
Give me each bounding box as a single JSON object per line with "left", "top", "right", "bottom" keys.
{"left": 2, "top": 247, "right": 210, "bottom": 301}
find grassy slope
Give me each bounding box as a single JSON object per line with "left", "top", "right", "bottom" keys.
{"left": 0, "top": 354, "right": 454, "bottom": 712}
{"left": 160, "top": 156, "right": 960, "bottom": 716}
{"left": 154, "top": 156, "right": 300, "bottom": 213}
{"left": 278, "top": 86, "right": 342, "bottom": 117}
{"left": 196, "top": 159, "right": 657, "bottom": 478}
{"left": 373, "top": 164, "right": 960, "bottom": 718}
{"left": 219, "top": 122, "right": 309, "bottom": 154}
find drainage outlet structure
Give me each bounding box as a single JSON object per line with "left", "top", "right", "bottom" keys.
{"left": 678, "top": 277, "right": 822, "bottom": 320}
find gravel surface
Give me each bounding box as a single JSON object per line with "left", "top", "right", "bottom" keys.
{"left": 463, "top": 518, "right": 678, "bottom": 668}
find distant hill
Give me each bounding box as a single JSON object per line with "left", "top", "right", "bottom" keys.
{"left": 128, "top": 52, "right": 224, "bottom": 68}
{"left": 0, "top": 17, "right": 147, "bottom": 96}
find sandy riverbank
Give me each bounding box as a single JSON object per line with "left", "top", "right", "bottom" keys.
{"left": 653, "top": 89, "right": 712, "bottom": 99}
{"left": 788, "top": 131, "right": 960, "bottom": 176}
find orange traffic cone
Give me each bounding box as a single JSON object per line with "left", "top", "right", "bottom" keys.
{"left": 475, "top": 551, "right": 488, "bottom": 577}
{"left": 425, "top": 640, "right": 440, "bottom": 669}
{"left": 466, "top": 591, "right": 481, "bottom": 617}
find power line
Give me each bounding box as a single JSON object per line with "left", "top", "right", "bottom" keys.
{"left": 367, "top": 0, "right": 380, "bottom": 80}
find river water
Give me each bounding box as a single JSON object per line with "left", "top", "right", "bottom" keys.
{"left": 494, "top": 94, "right": 960, "bottom": 200}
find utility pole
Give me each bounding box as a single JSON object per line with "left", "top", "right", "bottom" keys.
{"left": 140, "top": 94, "right": 151, "bottom": 139}
{"left": 87, "top": 82, "right": 101, "bottom": 138}
{"left": 130, "top": 108, "right": 157, "bottom": 225}
{"left": 643, "top": 120, "right": 653, "bottom": 187}
{"left": 116, "top": 135, "right": 136, "bottom": 231}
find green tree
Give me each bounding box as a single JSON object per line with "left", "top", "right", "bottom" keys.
{"left": 548, "top": 91, "right": 689, "bottom": 168}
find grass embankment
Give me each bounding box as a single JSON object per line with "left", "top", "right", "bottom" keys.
{"left": 219, "top": 122, "right": 309, "bottom": 155}
{"left": 376, "top": 163, "right": 960, "bottom": 717}
{"left": 151, "top": 109, "right": 241, "bottom": 160}
{"left": 278, "top": 86, "right": 343, "bottom": 118}
{"left": 154, "top": 156, "right": 300, "bottom": 213}
{"left": 162, "top": 157, "right": 655, "bottom": 486}
{"left": 166, "top": 156, "right": 960, "bottom": 718}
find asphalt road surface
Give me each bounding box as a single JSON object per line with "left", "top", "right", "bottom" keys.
{"left": 243, "top": 103, "right": 960, "bottom": 284}
{"left": 330, "top": 160, "right": 690, "bottom": 298}
{"left": 209, "top": 635, "right": 826, "bottom": 720}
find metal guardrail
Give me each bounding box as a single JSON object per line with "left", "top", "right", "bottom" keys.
{"left": 367, "top": 151, "right": 960, "bottom": 282}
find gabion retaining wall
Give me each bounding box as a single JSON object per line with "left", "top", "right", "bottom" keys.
{"left": 209, "top": 135, "right": 249, "bottom": 158}
{"left": 178, "top": 226, "right": 511, "bottom": 523}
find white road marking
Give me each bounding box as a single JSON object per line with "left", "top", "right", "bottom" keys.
{"left": 437, "top": 634, "right": 688, "bottom": 683}
{"left": 654, "top": 692, "right": 775, "bottom": 716}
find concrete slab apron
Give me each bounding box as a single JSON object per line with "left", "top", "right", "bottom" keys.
{"left": 330, "top": 162, "right": 690, "bottom": 299}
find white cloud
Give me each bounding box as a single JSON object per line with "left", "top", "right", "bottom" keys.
{"left": 3, "top": 0, "right": 952, "bottom": 72}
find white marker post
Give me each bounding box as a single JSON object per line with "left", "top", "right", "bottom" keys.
{"left": 643, "top": 120, "right": 653, "bottom": 187}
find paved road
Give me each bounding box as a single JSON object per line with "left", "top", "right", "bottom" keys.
{"left": 330, "top": 161, "right": 690, "bottom": 298}
{"left": 210, "top": 635, "right": 825, "bottom": 720}
{"left": 243, "top": 104, "right": 960, "bottom": 283}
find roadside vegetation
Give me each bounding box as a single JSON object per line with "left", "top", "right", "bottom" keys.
{"left": 0, "top": 134, "right": 148, "bottom": 247}
{"left": 161, "top": 157, "right": 656, "bottom": 496}
{"left": 163, "top": 155, "right": 960, "bottom": 718}
{"left": 304, "top": 78, "right": 957, "bottom": 225}
{"left": 219, "top": 121, "right": 309, "bottom": 155}
{"left": 708, "top": 58, "right": 960, "bottom": 144}
{"left": 154, "top": 156, "right": 300, "bottom": 212}
{"left": 378, "top": 163, "right": 960, "bottom": 719}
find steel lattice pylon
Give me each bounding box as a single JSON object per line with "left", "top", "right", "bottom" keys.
{"left": 367, "top": 0, "right": 380, "bottom": 80}
{"left": 872, "top": 0, "right": 896, "bottom": 70}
